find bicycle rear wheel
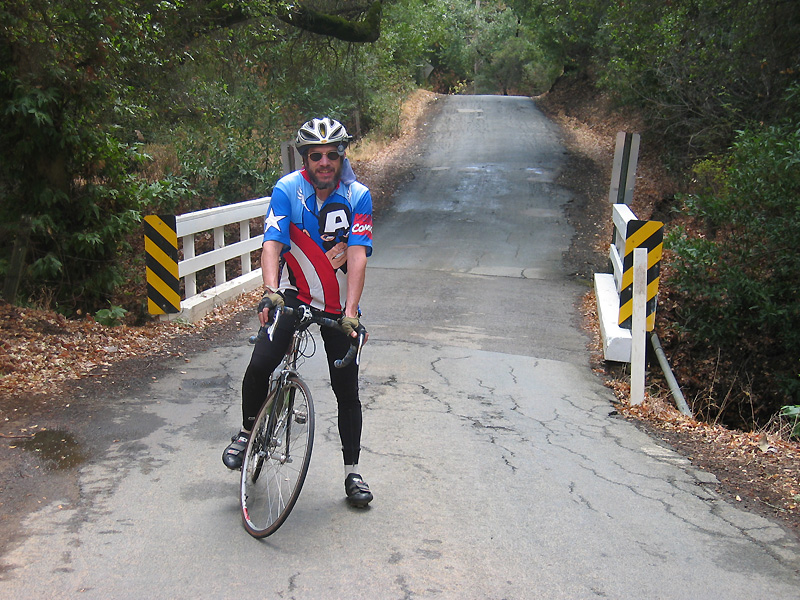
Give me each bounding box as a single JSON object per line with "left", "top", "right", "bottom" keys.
{"left": 240, "top": 376, "right": 314, "bottom": 538}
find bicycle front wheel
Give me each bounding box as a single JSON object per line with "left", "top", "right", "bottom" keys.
{"left": 240, "top": 376, "right": 314, "bottom": 538}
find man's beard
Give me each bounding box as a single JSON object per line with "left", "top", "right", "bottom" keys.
{"left": 307, "top": 163, "right": 341, "bottom": 190}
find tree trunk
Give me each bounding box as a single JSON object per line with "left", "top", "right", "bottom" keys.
{"left": 2, "top": 216, "right": 32, "bottom": 304}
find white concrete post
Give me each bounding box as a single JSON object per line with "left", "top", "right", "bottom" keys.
{"left": 630, "top": 248, "right": 648, "bottom": 405}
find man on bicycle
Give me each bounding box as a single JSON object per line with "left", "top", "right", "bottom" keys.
{"left": 223, "top": 117, "right": 374, "bottom": 508}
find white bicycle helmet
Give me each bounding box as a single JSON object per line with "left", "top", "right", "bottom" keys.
{"left": 295, "top": 117, "right": 351, "bottom": 155}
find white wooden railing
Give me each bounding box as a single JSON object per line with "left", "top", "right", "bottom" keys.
{"left": 162, "top": 144, "right": 304, "bottom": 321}
{"left": 167, "top": 197, "right": 269, "bottom": 321}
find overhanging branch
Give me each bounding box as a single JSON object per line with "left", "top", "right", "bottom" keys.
{"left": 195, "top": 2, "right": 382, "bottom": 43}
{"left": 278, "top": 1, "right": 382, "bottom": 43}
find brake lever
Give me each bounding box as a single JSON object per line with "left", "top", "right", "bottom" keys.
{"left": 354, "top": 327, "right": 365, "bottom": 366}
{"left": 334, "top": 326, "right": 365, "bottom": 368}
{"left": 248, "top": 306, "right": 288, "bottom": 345}
{"left": 266, "top": 306, "right": 282, "bottom": 341}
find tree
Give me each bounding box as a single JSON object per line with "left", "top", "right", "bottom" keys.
{"left": 0, "top": 0, "right": 386, "bottom": 314}
{"left": 472, "top": 2, "right": 560, "bottom": 95}
{"left": 0, "top": 0, "right": 173, "bottom": 310}
{"left": 595, "top": 0, "right": 800, "bottom": 155}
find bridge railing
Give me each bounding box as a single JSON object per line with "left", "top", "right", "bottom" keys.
{"left": 144, "top": 197, "right": 269, "bottom": 322}
{"left": 593, "top": 132, "right": 690, "bottom": 415}
{"left": 174, "top": 197, "right": 269, "bottom": 321}
{"left": 593, "top": 131, "right": 667, "bottom": 363}
{"left": 593, "top": 203, "right": 662, "bottom": 362}
{"left": 144, "top": 144, "right": 303, "bottom": 322}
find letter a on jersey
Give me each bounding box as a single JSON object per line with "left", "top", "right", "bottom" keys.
{"left": 324, "top": 209, "right": 350, "bottom": 233}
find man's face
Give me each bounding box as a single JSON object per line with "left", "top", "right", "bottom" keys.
{"left": 304, "top": 144, "right": 343, "bottom": 190}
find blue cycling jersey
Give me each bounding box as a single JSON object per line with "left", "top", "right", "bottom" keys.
{"left": 263, "top": 169, "right": 373, "bottom": 313}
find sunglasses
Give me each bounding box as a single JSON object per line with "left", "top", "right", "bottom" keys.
{"left": 308, "top": 151, "right": 342, "bottom": 162}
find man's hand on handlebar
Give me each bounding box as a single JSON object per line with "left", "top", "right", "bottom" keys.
{"left": 247, "top": 303, "right": 367, "bottom": 368}
{"left": 257, "top": 290, "right": 284, "bottom": 326}
{"left": 339, "top": 315, "right": 369, "bottom": 343}
{"left": 339, "top": 316, "right": 359, "bottom": 338}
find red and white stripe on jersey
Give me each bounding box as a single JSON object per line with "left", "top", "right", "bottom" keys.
{"left": 280, "top": 223, "right": 346, "bottom": 314}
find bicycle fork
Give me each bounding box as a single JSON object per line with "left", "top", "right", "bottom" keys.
{"left": 262, "top": 380, "right": 305, "bottom": 465}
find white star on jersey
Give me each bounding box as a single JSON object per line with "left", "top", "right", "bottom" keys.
{"left": 264, "top": 208, "right": 286, "bottom": 233}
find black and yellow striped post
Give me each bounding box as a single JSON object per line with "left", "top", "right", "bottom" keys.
{"left": 144, "top": 215, "right": 181, "bottom": 314}
{"left": 618, "top": 219, "right": 663, "bottom": 331}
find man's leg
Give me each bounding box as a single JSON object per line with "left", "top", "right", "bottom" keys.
{"left": 321, "top": 326, "right": 372, "bottom": 507}
{"left": 222, "top": 319, "right": 292, "bottom": 470}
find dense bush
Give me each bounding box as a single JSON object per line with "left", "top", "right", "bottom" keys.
{"left": 666, "top": 115, "right": 800, "bottom": 424}
{"left": 0, "top": 0, "right": 167, "bottom": 312}
{"left": 596, "top": 0, "right": 800, "bottom": 158}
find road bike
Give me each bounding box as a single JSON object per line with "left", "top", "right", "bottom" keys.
{"left": 240, "top": 304, "right": 364, "bottom": 538}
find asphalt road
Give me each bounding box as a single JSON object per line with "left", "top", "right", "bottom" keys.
{"left": 2, "top": 95, "right": 799, "bottom": 599}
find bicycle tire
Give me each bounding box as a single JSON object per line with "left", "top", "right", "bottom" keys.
{"left": 240, "top": 376, "right": 314, "bottom": 538}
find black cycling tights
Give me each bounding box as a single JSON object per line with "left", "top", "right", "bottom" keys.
{"left": 241, "top": 314, "right": 362, "bottom": 466}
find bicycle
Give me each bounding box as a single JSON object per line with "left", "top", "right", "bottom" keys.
{"left": 239, "top": 304, "right": 365, "bottom": 538}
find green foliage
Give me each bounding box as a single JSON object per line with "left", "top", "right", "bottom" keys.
{"left": 0, "top": 78, "right": 149, "bottom": 311}
{"left": 473, "top": 5, "right": 562, "bottom": 96}
{"left": 524, "top": 0, "right": 612, "bottom": 66}
{"left": 595, "top": 0, "right": 800, "bottom": 156}
{"left": 377, "top": 0, "right": 477, "bottom": 93}
{"left": 95, "top": 304, "right": 128, "bottom": 327}
{"left": 779, "top": 406, "right": 800, "bottom": 440}
{"left": 0, "top": 0, "right": 182, "bottom": 312}
{"left": 666, "top": 118, "right": 800, "bottom": 421}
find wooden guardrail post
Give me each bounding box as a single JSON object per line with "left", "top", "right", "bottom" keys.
{"left": 630, "top": 248, "right": 648, "bottom": 404}
{"left": 609, "top": 132, "right": 640, "bottom": 206}
{"left": 281, "top": 142, "right": 302, "bottom": 174}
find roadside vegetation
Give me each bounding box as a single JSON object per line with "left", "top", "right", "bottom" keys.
{"left": 1, "top": 1, "right": 799, "bottom": 441}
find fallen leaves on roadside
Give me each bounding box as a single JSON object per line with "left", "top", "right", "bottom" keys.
{"left": 0, "top": 290, "right": 261, "bottom": 400}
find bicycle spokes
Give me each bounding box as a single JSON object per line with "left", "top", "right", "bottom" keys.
{"left": 240, "top": 377, "right": 314, "bottom": 538}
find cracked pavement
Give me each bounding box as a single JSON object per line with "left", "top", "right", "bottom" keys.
{"left": 1, "top": 95, "right": 798, "bottom": 598}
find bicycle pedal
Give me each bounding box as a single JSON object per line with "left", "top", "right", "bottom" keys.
{"left": 293, "top": 410, "right": 308, "bottom": 424}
